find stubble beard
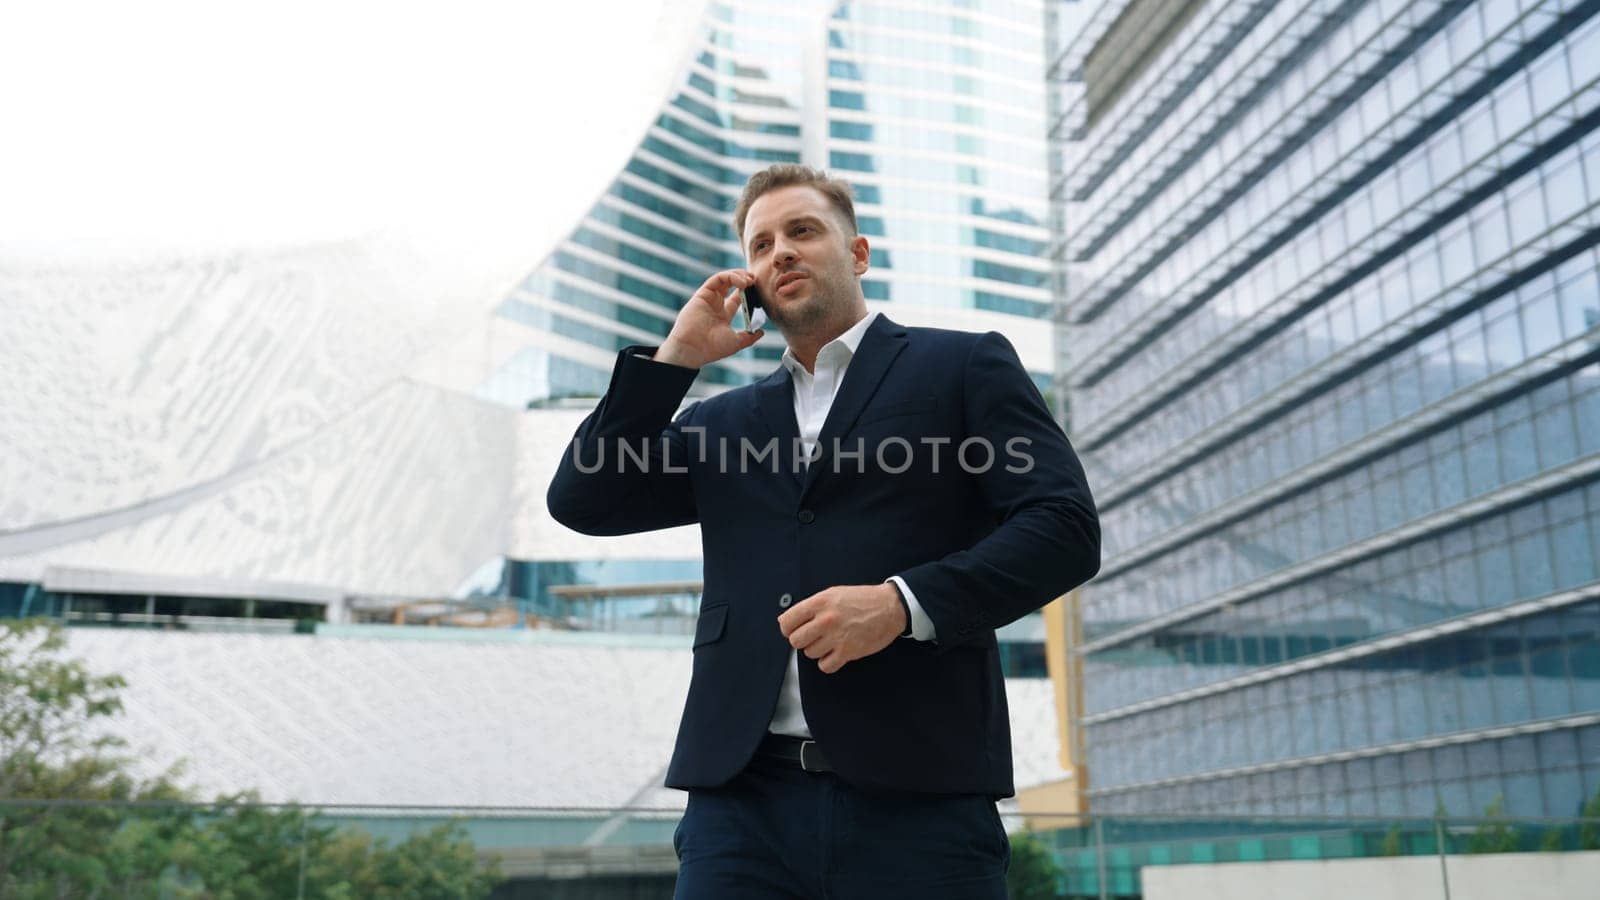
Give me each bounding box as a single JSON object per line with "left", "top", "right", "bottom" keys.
{"left": 763, "top": 267, "right": 857, "bottom": 340}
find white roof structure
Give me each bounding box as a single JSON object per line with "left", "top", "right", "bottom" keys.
{"left": 0, "top": 238, "right": 525, "bottom": 599}
{"left": 511, "top": 408, "right": 703, "bottom": 562}
{"left": 0, "top": 239, "right": 713, "bottom": 604}
{"left": 66, "top": 629, "right": 1066, "bottom": 811}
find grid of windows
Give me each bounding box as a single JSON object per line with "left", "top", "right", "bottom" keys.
{"left": 1094, "top": 304, "right": 1600, "bottom": 568}
{"left": 485, "top": 0, "right": 1055, "bottom": 408}
{"left": 828, "top": 59, "right": 1044, "bottom": 114}
{"left": 1087, "top": 479, "right": 1600, "bottom": 712}
{"left": 1077, "top": 46, "right": 1600, "bottom": 430}
{"left": 833, "top": 0, "right": 1044, "bottom": 53}
{"left": 1070, "top": 4, "right": 1600, "bottom": 412}
{"left": 826, "top": 27, "right": 1043, "bottom": 82}
{"left": 826, "top": 0, "right": 1051, "bottom": 331}
{"left": 1092, "top": 720, "right": 1600, "bottom": 818}
{"left": 1057, "top": 0, "right": 1600, "bottom": 820}
{"left": 1087, "top": 242, "right": 1600, "bottom": 522}
{"left": 479, "top": 2, "right": 819, "bottom": 406}
{"left": 1088, "top": 369, "right": 1600, "bottom": 635}
{"left": 829, "top": 91, "right": 1040, "bottom": 135}
{"left": 1065, "top": 0, "right": 1418, "bottom": 248}
{"left": 1087, "top": 603, "right": 1600, "bottom": 813}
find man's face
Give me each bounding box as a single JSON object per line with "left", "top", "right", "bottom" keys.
{"left": 742, "top": 185, "right": 869, "bottom": 334}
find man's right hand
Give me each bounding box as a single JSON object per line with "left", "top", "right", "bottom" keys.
{"left": 653, "top": 270, "right": 766, "bottom": 369}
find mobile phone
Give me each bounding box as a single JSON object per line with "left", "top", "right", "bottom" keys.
{"left": 740, "top": 283, "right": 767, "bottom": 333}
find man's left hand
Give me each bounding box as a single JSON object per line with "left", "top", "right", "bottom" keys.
{"left": 778, "top": 583, "right": 905, "bottom": 674}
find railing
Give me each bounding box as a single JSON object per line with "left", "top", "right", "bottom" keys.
{"left": 1024, "top": 811, "right": 1600, "bottom": 898}
{"left": 2, "top": 799, "right": 1596, "bottom": 898}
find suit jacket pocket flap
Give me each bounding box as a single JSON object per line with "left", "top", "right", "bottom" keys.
{"left": 692, "top": 604, "right": 729, "bottom": 649}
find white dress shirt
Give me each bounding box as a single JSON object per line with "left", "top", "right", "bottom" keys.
{"left": 767, "top": 309, "right": 936, "bottom": 738}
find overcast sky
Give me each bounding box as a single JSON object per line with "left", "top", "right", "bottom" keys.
{"left": 0, "top": 0, "right": 696, "bottom": 264}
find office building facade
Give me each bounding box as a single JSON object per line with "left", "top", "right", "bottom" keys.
{"left": 2, "top": 1, "right": 1065, "bottom": 673}
{"left": 492, "top": 0, "right": 1062, "bottom": 677}
{"left": 1052, "top": 0, "right": 1600, "bottom": 817}
{"left": 480, "top": 0, "right": 1057, "bottom": 409}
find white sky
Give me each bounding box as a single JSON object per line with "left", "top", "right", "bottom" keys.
{"left": 0, "top": 0, "right": 697, "bottom": 263}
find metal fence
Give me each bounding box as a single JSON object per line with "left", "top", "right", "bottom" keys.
{"left": 3, "top": 798, "right": 1597, "bottom": 898}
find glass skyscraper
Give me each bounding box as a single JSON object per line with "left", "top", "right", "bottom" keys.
{"left": 1053, "top": 0, "right": 1600, "bottom": 818}
{"left": 491, "top": 0, "right": 1060, "bottom": 678}
{"left": 478, "top": 0, "right": 1056, "bottom": 409}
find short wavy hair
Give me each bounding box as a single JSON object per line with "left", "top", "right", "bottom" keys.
{"left": 733, "top": 164, "right": 858, "bottom": 248}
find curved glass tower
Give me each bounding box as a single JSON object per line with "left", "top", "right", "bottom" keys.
{"left": 823, "top": 0, "right": 1054, "bottom": 371}
{"left": 480, "top": 0, "right": 1055, "bottom": 408}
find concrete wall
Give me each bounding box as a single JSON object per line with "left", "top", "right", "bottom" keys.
{"left": 1141, "top": 851, "right": 1600, "bottom": 900}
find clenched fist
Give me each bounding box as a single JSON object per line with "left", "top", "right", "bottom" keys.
{"left": 777, "top": 583, "right": 906, "bottom": 674}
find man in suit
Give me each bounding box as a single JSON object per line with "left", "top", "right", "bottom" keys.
{"left": 547, "top": 164, "right": 1099, "bottom": 899}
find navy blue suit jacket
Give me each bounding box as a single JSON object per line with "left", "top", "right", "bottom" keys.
{"left": 547, "top": 314, "right": 1099, "bottom": 797}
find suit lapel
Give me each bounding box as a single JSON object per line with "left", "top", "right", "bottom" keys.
{"left": 750, "top": 367, "right": 804, "bottom": 485}
{"left": 800, "top": 314, "right": 908, "bottom": 498}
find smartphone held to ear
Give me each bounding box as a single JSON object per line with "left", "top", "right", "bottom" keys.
{"left": 739, "top": 283, "right": 768, "bottom": 333}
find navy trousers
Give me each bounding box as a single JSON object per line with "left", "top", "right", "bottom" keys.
{"left": 672, "top": 754, "right": 1010, "bottom": 899}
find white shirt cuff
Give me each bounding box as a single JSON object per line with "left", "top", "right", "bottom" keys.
{"left": 888, "top": 576, "right": 936, "bottom": 641}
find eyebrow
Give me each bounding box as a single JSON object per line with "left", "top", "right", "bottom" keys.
{"left": 747, "top": 215, "right": 826, "bottom": 249}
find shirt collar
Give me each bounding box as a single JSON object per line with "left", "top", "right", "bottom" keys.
{"left": 780, "top": 310, "right": 879, "bottom": 379}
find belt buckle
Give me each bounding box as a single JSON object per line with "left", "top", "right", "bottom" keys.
{"left": 799, "top": 740, "right": 824, "bottom": 772}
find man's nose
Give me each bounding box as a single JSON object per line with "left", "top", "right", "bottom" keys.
{"left": 774, "top": 244, "right": 799, "bottom": 267}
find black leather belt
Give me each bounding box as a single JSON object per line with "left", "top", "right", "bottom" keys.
{"left": 755, "top": 733, "right": 834, "bottom": 773}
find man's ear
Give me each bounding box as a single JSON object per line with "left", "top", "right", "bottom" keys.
{"left": 851, "top": 234, "right": 870, "bottom": 276}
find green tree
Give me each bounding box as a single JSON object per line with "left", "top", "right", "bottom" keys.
{"left": 0, "top": 619, "right": 501, "bottom": 898}
{"left": 1, "top": 617, "right": 194, "bottom": 896}
{"left": 1378, "top": 824, "right": 1405, "bottom": 856}
{"left": 1465, "top": 794, "right": 1521, "bottom": 854}
{"left": 1580, "top": 786, "right": 1600, "bottom": 851}
{"left": 313, "top": 821, "right": 501, "bottom": 899}
{"left": 1006, "top": 830, "right": 1062, "bottom": 900}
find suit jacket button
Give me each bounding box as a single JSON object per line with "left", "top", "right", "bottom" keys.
{"left": 797, "top": 509, "right": 815, "bottom": 524}
{"left": 779, "top": 593, "right": 793, "bottom": 608}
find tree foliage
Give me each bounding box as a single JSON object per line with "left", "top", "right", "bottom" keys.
{"left": 1465, "top": 794, "right": 1521, "bottom": 854}
{"left": 1378, "top": 824, "right": 1405, "bottom": 856}
{"left": 1581, "top": 786, "right": 1600, "bottom": 851}
{"left": 1005, "top": 829, "right": 1063, "bottom": 900}
{"left": 0, "top": 618, "right": 501, "bottom": 898}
